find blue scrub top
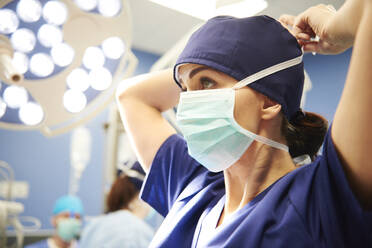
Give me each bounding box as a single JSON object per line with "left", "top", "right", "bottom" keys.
{"left": 140, "top": 128, "right": 372, "bottom": 247}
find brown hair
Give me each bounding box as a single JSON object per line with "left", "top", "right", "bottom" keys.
{"left": 106, "top": 175, "right": 139, "bottom": 213}
{"left": 282, "top": 111, "right": 329, "bottom": 161}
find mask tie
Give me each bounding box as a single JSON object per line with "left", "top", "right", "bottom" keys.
{"left": 232, "top": 54, "right": 303, "bottom": 90}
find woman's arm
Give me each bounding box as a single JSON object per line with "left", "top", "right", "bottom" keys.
{"left": 115, "top": 69, "right": 181, "bottom": 172}
{"left": 332, "top": 1, "right": 372, "bottom": 209}
{"left": 281, "top": 0, "right": 372, "bottom": 208}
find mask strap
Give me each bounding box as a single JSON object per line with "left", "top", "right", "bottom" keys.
{"left": 248, "top": 131, "right": 289, "bottom": 152}
{"left": 232, "top": 54, "right": 303, "bottom": 90}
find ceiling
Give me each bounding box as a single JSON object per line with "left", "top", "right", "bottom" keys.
{"left": 128, "top": 0, "right": 344, "bottom": 55}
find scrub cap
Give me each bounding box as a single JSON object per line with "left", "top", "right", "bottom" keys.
{"left": 174, "top": 15, "right": 304, "bottom": 121}
{"left": 53, "top": 195, "right": 84, "bottom": 215}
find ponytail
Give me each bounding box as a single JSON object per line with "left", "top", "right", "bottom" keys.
{"left": 106, "top": 175, "right": 138, "bottom": 213}
{"left": 282, "top": 111, "right": 329, "bottom": 161}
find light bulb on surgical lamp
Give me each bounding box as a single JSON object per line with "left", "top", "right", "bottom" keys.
{"left": 10, "top": 28, "right": 36, "bottom": 53}
{"left": 63, "top": 89, "right": 87, "bottom": 113}
{"left": 82, "top": 46, "right": 105, "bottom": 69}
{"left": 19, "top": 102, "right": 44, "bottom": 125}
{"left": 74, "top": 0, "right": 98, "bottom": 11}
{"left": 3, "top": 85, "right": 28, "bottom": 109}
{"left": 29, "top": 53, "right": 54, "bottom": 77}
{"left": 0, "top": 9, "right": 19, "bottom": 34}
{"left": 89, "top": 67, "right": 112, "bottom": 91}
{"left": 66, "top": 68, "right": 90, "bottom": 92}
{"left": 37, "top": 24, "right": 63, "bottom": 48}
{"left": 12, "top": 52, "right": 29, "bottom": 74}
{"left": 98, "top": 0, "right": 122, "bottom": 17}
{"left": 51, "top": 43, "right": 75, "bottom": 67}
{"left": 102, "top": 37, "right": 125, "bottom": 60}
{"left": 16, "top": 0, "right": 42, "bottom": 23}
{"left": 42, "top": 1, "right": 68, "bottom": 26}
{"left": 0, "top": 97, "right": 6, "bottom": 119}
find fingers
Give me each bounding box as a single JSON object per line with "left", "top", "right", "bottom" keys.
{"left": 299, "top": 41, "right": 319, "bottom": 53}
{"left": 279, "top": 14, "right": 295, "bottom": 27}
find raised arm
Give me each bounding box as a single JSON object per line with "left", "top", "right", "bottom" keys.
{"left": 280, "top": 0, "right": 372, "bottom": 209}
{"left": 115, "top": 69, "right": 181, "bottom": 172}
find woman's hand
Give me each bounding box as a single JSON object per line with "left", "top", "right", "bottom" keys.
{"left": 279, "top": 4, "right": 356, "bottom": 54}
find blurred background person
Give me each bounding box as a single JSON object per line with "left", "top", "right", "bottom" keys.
{"left": 79, "top": 161, "right": 163, "bottom": 248}
{"left": 25, "top": 195, "right": 83, "bottom": 248}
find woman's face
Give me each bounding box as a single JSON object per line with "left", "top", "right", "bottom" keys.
{"left": 177, "top": 64, "right": 265, "bottom": 133}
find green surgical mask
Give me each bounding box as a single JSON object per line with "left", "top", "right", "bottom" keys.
{"left": 57, "top": 218, "right": 81, "bottom": 242}
{"left": 176, "top": 88, "right": 288, "bottom": 172}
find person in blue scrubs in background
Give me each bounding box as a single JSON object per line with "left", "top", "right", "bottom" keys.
{"left": 26, "top": 195, "right": 83, "bottom": 248}
{"left": 116, "top": 0, "right": 372, "bottom": 247}
{"left": 79, "top": 161, "right": 162, "bottom": 248}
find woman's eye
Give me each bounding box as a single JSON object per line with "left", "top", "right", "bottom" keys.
{"left": 200, "top": 77, "right": 215, "bottom": 89}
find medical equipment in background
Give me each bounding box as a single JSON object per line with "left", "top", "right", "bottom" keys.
{"left": 0, "top": 160, "right": 41, "bottom": 248}
{"left": 69, "top": 126, "right": 91, "bottom": 195}
{"left": 0, "top": 0, "right": 138, "bottom": 136}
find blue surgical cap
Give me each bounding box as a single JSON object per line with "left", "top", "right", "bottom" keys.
{"left": 53, "top": 195, "right": 84, "bottom": 215}
{"left": 174, "top": 15, "right": 304, "bottom": 122}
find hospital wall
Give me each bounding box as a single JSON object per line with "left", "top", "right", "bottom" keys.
{"left": 0, "top": 48, "right": 351, "bottom": 230}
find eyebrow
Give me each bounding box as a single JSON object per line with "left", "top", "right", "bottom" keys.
{"left": 178, "top": 66, "right": 216, "bottom": 88}
{"left": 189, "top": 66, "right": 210, "bottom": 79}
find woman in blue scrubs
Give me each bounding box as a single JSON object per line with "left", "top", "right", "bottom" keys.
{"left": 116, "top": 1, "right": 372, "bottom": 247}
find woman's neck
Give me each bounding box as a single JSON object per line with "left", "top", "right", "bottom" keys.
{"left": 218, "top": 140, "right": 296, "bottom": 226}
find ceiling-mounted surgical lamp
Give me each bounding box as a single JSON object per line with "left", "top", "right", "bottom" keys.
{"left": 0, "top": 0, "right": 137, "bottom": 136}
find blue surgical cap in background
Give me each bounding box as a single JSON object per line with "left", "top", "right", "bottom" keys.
{"left": 53, "top": 195, "right": 84, "bottom": 215}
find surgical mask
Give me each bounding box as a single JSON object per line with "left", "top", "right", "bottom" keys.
{"left": 176, "top": 54, "right": 303, "bottom": 172}
{"left": 57, "top": 218, "right": 82, "bottom": 242}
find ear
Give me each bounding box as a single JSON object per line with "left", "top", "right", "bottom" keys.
{"left": 51, "top": 216, "right": 57, "bottom": 228}
{"left": 261, "top": 97, "right": 282, "bottom": 120}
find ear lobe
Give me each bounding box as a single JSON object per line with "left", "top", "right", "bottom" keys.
{"left": 261, "top": 98, "right": 282, "bottom": 120}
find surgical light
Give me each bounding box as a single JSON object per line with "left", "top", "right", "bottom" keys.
{"left": 42, "top": 1, "right": 68, "bottom": 26}
{"left": 37, "top": 24, "right": 63, "bottom": 48}
{"left": 63, "top": 89, "right": 87, "bottom": 113}
{"left": 74, "top": 0, "right": 98, "bottom": 11}
{"left": 3, "top": 85, "right": 28, "bottom": 109}
{"left": 16, "top": 0, "right": 42, "bottom": 23}
{"left": 66, "top": 68, "right": 90, "bottom": 92}
{"left": 0, "top": 97, "right": 6, "bottom": 119}
{"left": 29, "top": 53, "right": 54, "bottom": 77}
{"left": 97, "top": 0, "right": 122, "bottom": 17}
{"left": 0, "top": 9, "right": 19, "bottom": 34}
{"left": 0, "top": 0, "right": 137, "bottom": 136}
{"left": 10, "top": 28, "right": 36, "bottom": 53}
{"left": 12, "top": 52, "right": 29, "bottom": 74}
{"left": 82, "top": 46, "right": 105, "bottom": 70}
{"left": 19, "top": 102, "right": 44, "bottom": 125}
{"left": 51, "top": 43, "right": 74, "bottom": 67}
{"left": 102, "top": 36, "right": 125, "bottom": 60}
{"left": 89, "top": 67, "right": 112, "bottom": 91}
